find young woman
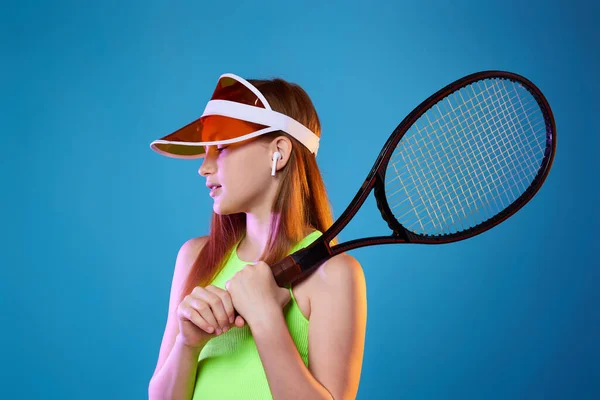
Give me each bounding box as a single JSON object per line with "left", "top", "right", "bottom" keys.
{"left": 148, "top": 73, "right": 367, "bottom": 400}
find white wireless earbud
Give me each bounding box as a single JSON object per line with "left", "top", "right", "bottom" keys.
{"left": 271, "top": 151, "right": 282, "bottom": 176}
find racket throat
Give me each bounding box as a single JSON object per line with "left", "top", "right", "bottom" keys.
{"left": 271, "top": 239, "right": 332, "bottom": 287}
{"left": 294, "top": 239, "right": 332, "bottom": 274}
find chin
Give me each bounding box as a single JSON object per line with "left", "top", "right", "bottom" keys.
{"left": 212, "top": 203, "right": 225, "bottom": 215}
{"left": 212, "top": 201, "right": 239, "bottom": 216}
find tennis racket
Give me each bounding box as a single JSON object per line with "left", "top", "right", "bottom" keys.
{"left": 271, "top": 70, "right": 556, "bottom": 288}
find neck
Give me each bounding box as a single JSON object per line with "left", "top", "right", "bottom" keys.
{"left": 239, "top": 213, "right": 314, "bottom": 263}
{"left": 236, "top": 209, "right": 274, "bottom": 263}
{"left": 237, "top": 178, "right": 278, "bottom": 262}
{"left": 236, "top": 181, "right": 313, "bottom": 263}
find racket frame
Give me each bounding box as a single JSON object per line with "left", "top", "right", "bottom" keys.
{"left": 271, "top": 70, "right": 556, "bottom": 287}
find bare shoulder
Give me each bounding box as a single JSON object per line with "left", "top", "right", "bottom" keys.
{"left": 310, "top": 253, "right": 365, "bottom": 292}
{"left": 171, "top": 236, "right": 208, "bottom": 286}
{"left": 304, "top": 253, "right": 367, "bottom": 309}
{"left": 178, "top": 235, "right": 209, "bottom": 264}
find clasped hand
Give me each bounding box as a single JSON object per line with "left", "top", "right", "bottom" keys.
{"left": 226, "top": 261, "right": 291, "bottom": 328}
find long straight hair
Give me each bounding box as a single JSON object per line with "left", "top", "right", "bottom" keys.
{"left": 179, "top": 77, "right": 335, "bottom": 302}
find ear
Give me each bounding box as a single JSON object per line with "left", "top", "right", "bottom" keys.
{"left": 269, "top": 136, "right": 293, "bottom": 172}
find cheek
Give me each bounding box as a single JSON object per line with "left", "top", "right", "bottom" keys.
{"left": 227, "top": 172, "right": 260, "bottom": 195}
{"left": 219, "top": 151, "right": 271, "bottom": 192}
{"left": 228, "top": 169, "right": 269, "bottom": 201}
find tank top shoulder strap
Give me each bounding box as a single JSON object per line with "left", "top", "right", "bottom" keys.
{"left": 290, "top": 230, "right": 323, "bottom": 254}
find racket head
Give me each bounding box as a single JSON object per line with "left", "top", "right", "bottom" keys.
{"left": 374, "top": 70, "right": 556, "bottom": 244}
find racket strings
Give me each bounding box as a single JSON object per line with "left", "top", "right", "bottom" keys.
{"left": 414, "top": 80, "right": 544, "bottom": 233}
{"left": 385, "top": 78, "right": 547, "bottom": 236}
{"left": 418, "top": 79, "right": 544, "bottom": 231}
{"left": 390, "top": 82, "right": 544, "bottom": 179}
{"left": 444, "top": 81, "right": 541, "bottom": 207}
{"left": 392, "top": 86, "right": 542, "bottom": 229}
{"left": 461, "top": 80, "right": 545, "bottom": 217}
{"left": 388, "top": 88, "right": 543, "bottom": 198}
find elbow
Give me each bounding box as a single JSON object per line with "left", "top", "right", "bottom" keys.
{"left": 148, "top": 378, "right": 163, "bottom": 400}
{"left": 148, "top": 379, "right": 156, "bottom": 400}
{"left": 148, "top": 379, "right": 191, "bottom": 400}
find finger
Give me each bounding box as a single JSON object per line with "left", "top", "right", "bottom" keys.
{"left": 203, "top": 290, "right": 230, "bottom": 332}
{"left": 192, "top": 287, "right": 228, "bottom": 332}
{"left": 234, "top": 315, "right": 245, "bottom": 328}
{"left": 188, "top": 297, "right": 221, "bottom": 333}
{"left": 178, "top": 303, "right": 215, "bottom": 334}
{"left": 205, "top": 285, "right": 235, "bottom": 326}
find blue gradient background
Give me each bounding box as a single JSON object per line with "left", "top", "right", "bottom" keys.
{"left": 2, "top": 0, "right": 598, "bottom": 399}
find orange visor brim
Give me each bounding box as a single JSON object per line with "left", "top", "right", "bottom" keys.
{"left": 151, "top": 75, "right": 270, "bottom": 158}
{"left": 152, "top": 116, "right": 268, "bottom": 157}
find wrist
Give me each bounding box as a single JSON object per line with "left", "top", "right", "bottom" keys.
{"left": 247, "top": 305, "right": 284, "bottom": 335}
{"left": 175, "top": 333, "right": 206, "bottom": 354}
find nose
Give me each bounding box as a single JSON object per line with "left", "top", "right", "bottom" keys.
{"left": 198, "top": 148, "right": 217, "bottom": 177}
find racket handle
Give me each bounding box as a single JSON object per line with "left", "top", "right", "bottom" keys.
{"left": 270, "top": 255, "right": 303, "bottom": 288}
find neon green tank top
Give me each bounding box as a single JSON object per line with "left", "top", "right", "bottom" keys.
{"left": 191, "top": 230, "right": 322, "bottom": 400}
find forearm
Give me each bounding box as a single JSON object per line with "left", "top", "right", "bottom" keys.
{"left": 250, "top": 309, "right": 333, "bottom": 400}
{"left": 148, "top": 334, "right": 204, "bottom": 400}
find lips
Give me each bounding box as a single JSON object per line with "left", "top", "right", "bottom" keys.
{"left": 207, "top": 183, "right": 222, "bottom": 197}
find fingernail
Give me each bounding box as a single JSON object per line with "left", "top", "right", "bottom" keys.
{"left": 230, "top": 317, "right": 234, "bottom": 324}
{"left": 216, "top": 328, "right": 222, "bottom": 335}
{"left": 223, "top": 326, "right": 229, "bottom": 333}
